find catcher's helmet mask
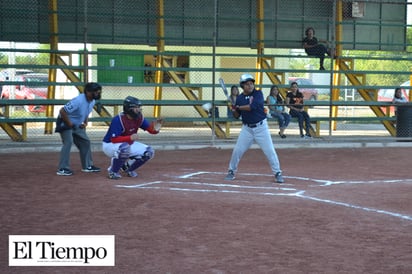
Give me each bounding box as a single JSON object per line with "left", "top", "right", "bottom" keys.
{"left": 123, "top": 96, "right": 142, "bottom": 119}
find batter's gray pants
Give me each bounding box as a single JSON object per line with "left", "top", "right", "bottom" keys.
{"left": 228, "top": 119, "right": 282, "bottom": 175}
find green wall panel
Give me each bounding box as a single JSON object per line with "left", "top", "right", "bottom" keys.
{"left": 97, "top": 49, "right": 144, "bottom": 84}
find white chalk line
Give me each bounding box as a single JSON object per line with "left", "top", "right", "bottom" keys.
{"left": 115, "top": 172, "right": 412, "bottom": 222}
{"left": 116, "top": 181, "right": 297, "bottom": 192}
{"left": 297, "top": 193, "right": 412, "bottom": 221}
{"left": 177, "top": 172, "right": 412, "bottom": 186}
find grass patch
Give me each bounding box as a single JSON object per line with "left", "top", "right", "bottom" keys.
{"left": 8, "top": 109, "right": 46, "bottom": 118}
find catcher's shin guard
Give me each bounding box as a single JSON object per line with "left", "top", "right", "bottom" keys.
{"left": 111, "top": 142, "right": 131, "bottom": 172}
{"left": 128, "top": 146, "right": 154, "bottom": 172}
{"left": 111, "top": 158, "right": 124, "bottom": 173}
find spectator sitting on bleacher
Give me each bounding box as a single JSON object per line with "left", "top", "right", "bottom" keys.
{"left": 286, "top": 81, "right": 312, "bottom": 139}
{"left": 266, "top": 85, "right": 291, "bottom": 139}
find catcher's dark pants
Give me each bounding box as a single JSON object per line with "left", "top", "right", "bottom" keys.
{"left": 58, "top": 127, "right": 93, "bottom": 170}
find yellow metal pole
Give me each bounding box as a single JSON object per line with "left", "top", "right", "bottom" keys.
{"left": 45, "top": 0, "right": 59, "bottom": 134}
{"left": 255, "top": 0, "right": 264, "bottom": 86}
{"left": 331, "top": 0, "right": 343, "bottom": 130}
{"left": 154, "top": 0, "right": 165, "bottom": 118}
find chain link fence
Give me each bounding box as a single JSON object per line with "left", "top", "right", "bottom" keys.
{"left": 0, "top": 0, "right": 411, "bottom": 144}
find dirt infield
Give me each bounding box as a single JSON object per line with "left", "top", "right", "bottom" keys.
{"left": 1, "top": 147, "right": 411, "bottom": 273}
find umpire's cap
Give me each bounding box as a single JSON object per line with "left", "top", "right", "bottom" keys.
{"left": 84, "top": 82, "right": 102, "bottom": 93}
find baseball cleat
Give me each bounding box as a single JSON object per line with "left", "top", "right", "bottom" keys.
{"left": 224, "top": 170, "right": 235, "bottom": 180}
{"left": 275, "top": 172, "right": 284, "bottom": 183}
{"left": 108, "top": 168, "right": 122, "bottom": 180}
{"left": 126, "top": 170, "right": 138, "bottom": 177}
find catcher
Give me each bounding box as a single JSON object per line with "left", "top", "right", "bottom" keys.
{"left": 102, "top": 96, "right": 162, "bottom": 179}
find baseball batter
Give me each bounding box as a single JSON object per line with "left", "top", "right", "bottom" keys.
{"left": 102, "top": 96, "right": 162, "bottom": 179}
{"left": 224, "top": 74, "right": 284, "bottom": 183}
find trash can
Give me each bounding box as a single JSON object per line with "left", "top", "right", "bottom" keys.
{"left": 396, "top": 105, "right": 412, "bottom": 137}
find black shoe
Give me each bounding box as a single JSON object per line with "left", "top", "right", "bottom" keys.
{"left": 275, "top": 172, "right": 284, "bottom": 183}
{"left": 319, "top": 66, "right": 325, "bottom": 70}
{"left": 57, "top": 168, "right": 73, "bottom": 176}
{"left": 82, "top": 165, "right": 101, "bottom": 173}
{"left": 224, "top": 170, "right": 235, "bottom": 180}
{"left": 278, "top": 132, "right": 286, "bottom": 139}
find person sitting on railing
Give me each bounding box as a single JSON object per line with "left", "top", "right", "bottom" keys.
{"left": 392, "top": 87, "right": 408, "bottom": 116}
{"left": 285, "top": 81, "right": 312, "bottom": 139}
{"left": 266, "top": 85, "right": 291, "bottom": 139}
{"left": 303, "top": 27, "right": 332, "bottom": 70}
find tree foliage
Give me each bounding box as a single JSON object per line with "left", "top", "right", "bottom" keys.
{"left": 353, "top": 27, "right": 412, "bottom": 87}
{"left": 0, "top": 44, "right": 49, "bottom": 73}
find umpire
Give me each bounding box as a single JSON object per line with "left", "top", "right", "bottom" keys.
{"left": 55, "top": 82, "right": 102, "bottom": 176}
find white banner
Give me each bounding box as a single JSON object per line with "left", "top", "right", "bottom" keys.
{"left": 9, "top": 235, "right": 115, "bottom": 266}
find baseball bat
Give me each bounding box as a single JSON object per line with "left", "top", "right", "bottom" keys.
{"left": 218, "top": 78, "right": 233, "bottom": 108}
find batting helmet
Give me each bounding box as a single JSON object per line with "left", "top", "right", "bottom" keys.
{"left": 239, "top": 73, "right": 255, "bottom": 86}
{"left": 123, "top": 96, "right": 142, "bottom": 119}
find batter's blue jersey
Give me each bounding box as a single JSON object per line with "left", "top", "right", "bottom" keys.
{"left": 235, "top": 89, "right": 267, "bottom": 124}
